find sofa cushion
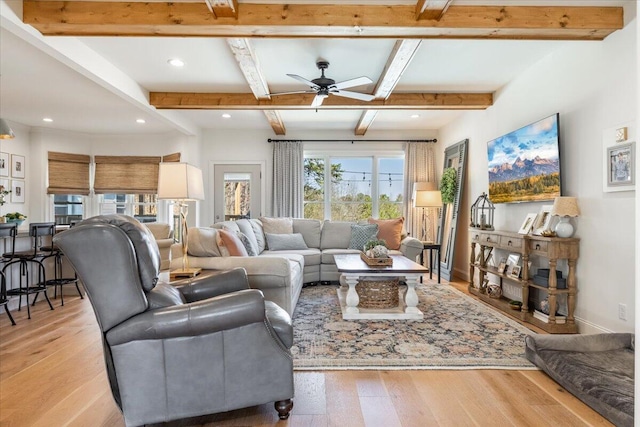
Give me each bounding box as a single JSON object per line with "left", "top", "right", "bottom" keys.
{"left": 186, "top": 227, "right": 222, "bottom": 257}
{"left": 293, "top": 218, "right": 322, "bottom": 248}
{"left": 265, "top": 233, "right": 308, "bottom": 251}
{"left": 236, "top": 231, "right": 258, "bottom": 256}
{"left": 249, "top": 219, "right": 266, "bottom": 253}
{"left": 229, "top": 219, "right": 260, "bottom": 255}
{"left": 321, "top": 248, "right": 362, "bottom": 264}
{"left": 262, "top": 248, "right": 321, "bottom": 268}
{"left": 320, "top": 221, "right": 353, "bottom": 250}
{"left": 218, "top": 229, "right": 249, "bottom": 257}
{"left": 368, "top": 217, "right": 404, "bottom": 250}
{"left": 260, "top": 217, "right": 293, "bottom": 234}
{"left": 348, "top": 223, "right": 379, "bottom": 249}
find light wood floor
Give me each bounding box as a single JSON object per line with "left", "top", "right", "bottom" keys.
{"left": 0, "top": 279, "right": 612, "bottom": 427}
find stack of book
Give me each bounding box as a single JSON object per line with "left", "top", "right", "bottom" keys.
{"left": 533, "top": 310, "right": 566, "bottom": 324}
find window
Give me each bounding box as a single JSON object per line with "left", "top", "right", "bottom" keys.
{"left": 304, "top": 154, "right": 404, "bottom": 221}
{"left": 100, "top": 194, "right": 158, "bottom": 223}
{"left": 53, "top": 195, "right": 84, "bottom": 225}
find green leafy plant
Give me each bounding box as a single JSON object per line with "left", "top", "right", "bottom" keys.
{"left": 364, "top": 239, "right": 387, "bottom": 251}
{"left": 4, "top": 212, "right": 27, "bottom": 220}
{"left": 0, "top": 186, "right": 10, "bottom": 207}
{"left": 440, "top": 167, "right": 458, "bottom": 204}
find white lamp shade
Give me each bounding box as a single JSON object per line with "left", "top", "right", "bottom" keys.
{"left": 157, "top": 163, "right": 204, "bottom": 201}
{"left": 413, "top": 182, "right": 443, "bottom": 208}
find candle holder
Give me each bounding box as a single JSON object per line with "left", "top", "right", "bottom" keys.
{"left": 470, "top": 192, "right": 495, "bottom": 230}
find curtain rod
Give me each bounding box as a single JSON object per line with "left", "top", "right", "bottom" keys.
{"left": 268, "top": 138, "right": 437, "bottom": 144}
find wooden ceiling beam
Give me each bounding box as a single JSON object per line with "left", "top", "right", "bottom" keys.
{"left": 355, "top": 39, "right": 422, "bottom": 136}
{"left": 227, "top": 38, "right": 285, "bottom": 134}
{"left": 415, "top": 0, "right": 453, "bottom": 21}
{"left": 204, "top": 0, "right": 238, "bottom": 18}
{"left": 149, "top": 92, "right": 493, "bottom": 110}
{"left": 23, "top": 2, "right": 623, "bottom": 41}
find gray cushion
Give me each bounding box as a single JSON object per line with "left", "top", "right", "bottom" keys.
{"left": 188, "top": 227, "right": 222, "bottom": 257}
{"left": 320, "top": 220, "right": 353, "bottom": 250}
{"left": 232, "top": 219, "right": 260, "bottom": 255}
{"left": 292, "top": 218, "right": 322, "bottom": 248}
{"left": 249, "top": 219, "right": 266, "bottom": 253}
{"left": 236, "top": 231, "right": 258, "bottom": 256}
{"left": 265, "top": 233, "right": 309, "bottom": 251}
{"left": 348, "top": 223, "right": 378, "bottom": 250}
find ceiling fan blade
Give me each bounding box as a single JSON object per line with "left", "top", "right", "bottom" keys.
{"left": 265, "top": 90, "right": 316, "bottom": 97}
{"left": 287, "top": 74, "right": 321, "bottom": 89}
{"left": 332, "top": 76, "right": 373, "bottom": 90}
{"left": 311, "top": 94, "right": 327, "bottom": 107}
{"left": 332, "top": 90, "right": 375, "bottom": 102}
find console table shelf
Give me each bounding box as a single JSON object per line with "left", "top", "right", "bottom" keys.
{"left": 469, "top": 229, "right": 579, "bottom": 334}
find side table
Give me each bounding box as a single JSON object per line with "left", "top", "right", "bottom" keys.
{"left": 419, "top": 242, "right": 441, "bottom": 283}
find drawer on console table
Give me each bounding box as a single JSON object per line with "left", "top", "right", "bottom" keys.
{"left": 499, "top": 235, "right": 524, "bottom": 251}
{"left": 480, "top": 233, "right": 499, "bottom": 245}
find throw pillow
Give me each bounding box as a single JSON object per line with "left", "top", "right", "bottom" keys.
{"left": 236, "top": 231, "right": 257, "bottom": 256}
{"left": 348, "top": 224, "right": 379, "bottom": 250}
{"left": 217, "top": 229, "right": 249, "bottom": 257}
{"left": 368, "top": 217, "right": 404, "bottom": 250}
{"left": 265, "top": 233, "right": 309, "bottom": 251}
{"left": 187, "top": 227, "right": 222, "bottom": 257}
{"left": 260, "top": 217, "right": 294, "bottom": 234}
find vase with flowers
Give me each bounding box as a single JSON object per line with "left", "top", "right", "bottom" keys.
{"left": 0, "top": 185, "right": 10, "bottom": 223}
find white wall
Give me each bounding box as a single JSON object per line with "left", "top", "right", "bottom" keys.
{"left": 438, "top": 3, "right": 637, "bottom": 333}
{"left": 0, "top": 121, "right": 31, "bottom": 229}
{"left": 200, "top": 128, "right": 438, "bottom": 226}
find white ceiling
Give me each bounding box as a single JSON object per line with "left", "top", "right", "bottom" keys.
{"left": 0, "top": 0, "right": 630, "bottom": 136}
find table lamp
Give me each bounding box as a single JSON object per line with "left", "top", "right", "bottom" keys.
{"left": 158, "top": 162, "right": 205, "bottom": 279}
{"left": 551, "top": 196, "right": 580, "bottom": 238}
{"left": 413, "top": 181, "right": 443, "bottom": 243}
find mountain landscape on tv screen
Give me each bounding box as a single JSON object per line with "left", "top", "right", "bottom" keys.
{"left": 489, "top": 155, "right": 559, "bottom": 183}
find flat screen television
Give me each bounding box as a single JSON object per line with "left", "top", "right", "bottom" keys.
{"left": 487, "top": 113, "right": 561, "bottom": 204}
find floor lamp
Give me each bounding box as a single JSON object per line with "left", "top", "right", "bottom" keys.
{"left": 158, "top": 162, "right": 205, "bottom": 279}
{"left": 413, "top": 182, "right": 443, "bottom": 243}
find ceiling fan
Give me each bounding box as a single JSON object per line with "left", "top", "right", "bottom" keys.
{"left": 267, "top": 60, "right": 375, "bottom": 107}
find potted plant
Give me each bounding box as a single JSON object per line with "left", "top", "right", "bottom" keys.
{"left": 364, "top": 239, "right": 389, "bottom": 258}
{"left": 5, "top": 212, "right": 27, "bottom": 226}
{"left": 440, "top": 167, "right": 457, "bottom": 204}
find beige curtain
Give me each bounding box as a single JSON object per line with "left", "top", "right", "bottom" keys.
{"left": 94, "top": 152, "right": 181, "bottom": 194}
{"left": 272, "top": 141, "right": 304, "bottom": 217}
{"left": 403, "top": 142, "right": 437, "bottom": 241}
{"left": 47, "top": 152, "right": 91, "bottom": 195}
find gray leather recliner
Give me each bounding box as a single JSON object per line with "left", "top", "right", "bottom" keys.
{"left": 53, "top": 215, "right": 294, "bottom": 427}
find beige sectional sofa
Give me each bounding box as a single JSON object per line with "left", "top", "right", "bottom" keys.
{"left": 170, "top": 218, "right": 423, "bottom": 315}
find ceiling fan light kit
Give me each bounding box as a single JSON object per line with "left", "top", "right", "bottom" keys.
{"left": 268, "top": 60, "right": 374, "bottom": 107}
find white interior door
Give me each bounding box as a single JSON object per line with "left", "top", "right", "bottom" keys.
{"left": 213, "top": 164, "right": 262, "bottom": 222}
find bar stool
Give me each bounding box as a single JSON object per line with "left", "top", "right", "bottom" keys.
{"left": 0, "top": 223, "right": 17, "bottom": 325}
{"left": 4, "top": 222, "right": 55, "bottom": 319}
{"left": 40, "top": 225, "right": 83, "bottom": 306}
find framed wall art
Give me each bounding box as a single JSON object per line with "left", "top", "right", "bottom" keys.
{"left": 605, "top": 141, "right": 635, "bottom": 192}
{"left": 11, "top": 180, "right": 25, "bottom": 203}
{"left": 0, "top": 152, "right": 8, "bottom": 177}
{"left": 11, "top": 154, "right": 25, "bottom": 179}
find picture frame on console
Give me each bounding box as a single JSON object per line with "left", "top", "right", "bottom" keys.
{"left": 510, "top": 265, "right": 522, "bottom": 279}
{"left": 518, "top": 213, "right": 538, "bottom": 235}
{"left": 532, "top": 205, "right": 553, "bottom": 235}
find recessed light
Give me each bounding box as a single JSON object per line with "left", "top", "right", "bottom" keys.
{"left": 410, "top": 114, "right": 420, "bottom": 119}
{"left": 136, "top": 119, "right": 146, "bottom": 124}
{"left": 168, "top": 58, "right": 185, "bottom": 67}
{"left": 42, "top": 117, "right": 53, "bottom": 122}
{"left": 222, "top": 113, "right": 231, "bottom": 119}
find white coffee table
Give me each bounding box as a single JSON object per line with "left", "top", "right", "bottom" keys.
{"left": 334, "top": 254, "right": 428, "bottom": 320}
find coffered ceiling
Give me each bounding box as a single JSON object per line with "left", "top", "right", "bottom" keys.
{"left": 0, "top": 0, "right": 628, "bottom": 136}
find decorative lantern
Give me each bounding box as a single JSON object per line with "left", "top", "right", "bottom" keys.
{"left": 470, "top": 192, "right": 495, "bottom": 230}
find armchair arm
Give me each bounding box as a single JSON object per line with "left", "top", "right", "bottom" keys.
{"left": 106, "top": 289, "right": 265, "bottom": 346}
{"left": 400, "top": 235, "right": 423, "bottom": 262}
{"left": 172, "top": 268, "right": 250, "bottom": 302}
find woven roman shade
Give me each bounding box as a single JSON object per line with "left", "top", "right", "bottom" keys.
{"left": 47, "top": 152, "right": 91, "bottom": 195}
{"left": 94, "top": 153, "right": 181, "bottom": 194}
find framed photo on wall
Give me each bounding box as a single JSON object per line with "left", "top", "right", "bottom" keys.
{"left": 0, "top": 152, "right": 8, "bottom": 177}
{"left": 11, "top": 154, "right": 25, "bottom": 179}
{"left": 11, "top": 180, "right": 24, "bottom": 203}
{"left": 606, "top": 142, "right": 635, "bottom": 190}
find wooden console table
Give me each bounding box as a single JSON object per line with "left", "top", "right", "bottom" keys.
{"left": 469, "top": 229, "right": 579, "bottom": 333}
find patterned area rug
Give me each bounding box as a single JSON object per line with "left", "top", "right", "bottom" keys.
{"left": 291, "top": 282, "right": 537, "bottom": 370}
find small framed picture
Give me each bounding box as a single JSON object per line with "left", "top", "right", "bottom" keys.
{"left": 510, "top": 265, "right": 522, "bottom": 279}
{"left": 11, "top": 154, "right": 25, "bottom": 179}
{"left": 605, "top": 141, "right": 635, "bottom": 192}
{"left": 0, "top": 152, "right": 8, "bottom": 177}
{"left": 497, "top": 259, "right": 507, "bottom": 274}
{"left": 11, "top": 180, "right": 24, "bottom": 203}
{"left": 518, "top": 213, "right": 538, "bottom": 235}
{"left": 532, "top": 205, "right": 554, "bottom": 235}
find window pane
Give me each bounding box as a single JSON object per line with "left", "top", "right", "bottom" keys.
{"left": 304, "top": 158, "right": 325, "bottom": 220}
{"left": 378, "top": 158, "right": 404, "bottom": 219}
{"left": 53, "top": 195, "right": 83, "bottom": 225}
{"left": 224, "top": 172, "right": 250, "bottom": 221}
{"left": 331, "top": 157, "right": 371, "bottom": 221}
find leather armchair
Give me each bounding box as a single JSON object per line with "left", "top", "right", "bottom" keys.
{"left": 53, "top": 214, "right": 294, "bottom": 427}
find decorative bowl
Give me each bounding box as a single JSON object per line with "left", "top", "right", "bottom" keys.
{"left": 5, "top": 218, "right": 25, "bottom": 226}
